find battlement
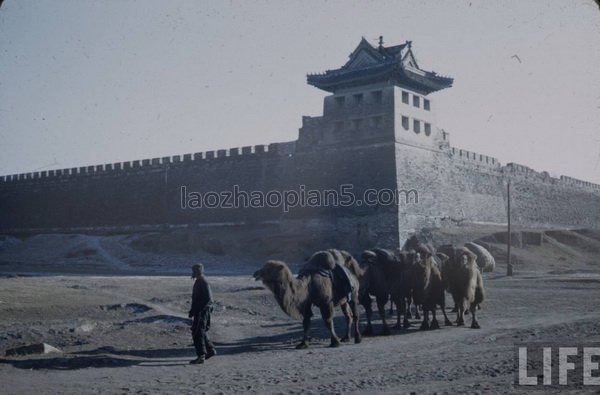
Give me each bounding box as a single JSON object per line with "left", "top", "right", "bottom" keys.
{"left": 0, "top": 141, "right": 296, "bottom": 184}
{"left": 450, "top": 146, "right": 500, "bottom": 168}
{"left": 560, "top": 175, "right": 600, "bottom": 191}
{"left": 504, "top": 162, "right": 600, "bottom": 192}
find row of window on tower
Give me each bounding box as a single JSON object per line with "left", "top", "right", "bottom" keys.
{"left": 334, "top": 90, "right": 383, "bottom": 107}
{"left": 401, "top": 91, "right": 430, "bottom": 110}
{"left": 334, "top": 116, "right": 383, "bottom": 131}
{"left": 402, "top": 116, "right": 431, "bottom": 136}
{"left": 333, "top": 90, "right": 431, "bottom": 110}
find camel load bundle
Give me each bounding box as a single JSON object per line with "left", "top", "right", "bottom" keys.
{"left": 464, "top": 242, "right": 496, "bottom": 272}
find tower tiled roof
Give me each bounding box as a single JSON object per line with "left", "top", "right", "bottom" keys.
{"left": 307, "top": 37, "right": 453, "bottom": 94}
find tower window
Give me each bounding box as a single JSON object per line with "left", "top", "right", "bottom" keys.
{"left": 373, "top": 116, "right": 382, "bottom": 129}
{"left": 424, "top": 123, "right": 431, "bottom": 136}
{"left": 413, "top": 119, "right": 420, "bottom": 134}
{"left": 402, "top": 91, "right": 409, "bottom": 104}
{"left": 353, "top": 119, "right": 363, "bottom": 129}
{"left": 413, "top": 95, "right": 420, "bottom": 108}
{"left": 335, "top": 96, "right": 345, "bottom": 107}
{"left": 353, "top": 93, "right": 364, "bottom": 105}
{"left": 371, "top": 90, "right": 382, "bottom": 104}
{"left": 402, "top": 116, "right": 409, "bottom": 130}
{"left": 424, "top": 99, "right": 430, "bottom": 111}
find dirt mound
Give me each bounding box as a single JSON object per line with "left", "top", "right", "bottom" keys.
{"left": 0, "top": 235, "right": 22, "bottom": 251}
{"left": 100, "top": 303, "right": 152, "bottom": 314}
{"left": 544, "top": 230, "right": 600, "bottom": 254}
{"left": 65, "top": 247, "right": 98, "bottom": 259}
{"left": 129, "top": 232, "right": 227, "bottom": 255}
{"left": 573, "top": 228, "right": 600, "bottom": 242}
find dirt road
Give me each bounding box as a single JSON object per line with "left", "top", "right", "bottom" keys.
{"left": 1, "top": 270, "right": 599, "bottom": 394}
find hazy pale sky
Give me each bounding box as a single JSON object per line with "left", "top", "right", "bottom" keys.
{"left": 1, "top": 0, "right": 599, "bottom": 183}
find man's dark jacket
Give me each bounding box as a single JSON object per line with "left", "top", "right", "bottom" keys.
{"left": 189, "top": 276, "right": 213, "bottom": 317}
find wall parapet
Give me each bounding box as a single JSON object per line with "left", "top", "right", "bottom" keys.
{"left": 504, "top": 162, "right": 600, "bottom": 193}
{"left": 450, "top": 146, "right": 500, "bottom": 168}
{"left": 0, "top": 141, "right": 297, "bottom": 185}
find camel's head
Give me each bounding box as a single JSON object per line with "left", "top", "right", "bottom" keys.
{"left": 360, "top": 249, "right": 377, "bottom": 267}
{"left": 456, "top": 248, "right": 477, "bottom": 268}
{"left": 253, "top": 260, "right": 290, "bottom": 288}
{"left": 399, "top": 250, "right": 419, "bottom": 267}
{"left": 436, "top": 252, "right": 449, "bottom": 267}
{"left": 415, "top": 244, "right": 433, "bottom": 265}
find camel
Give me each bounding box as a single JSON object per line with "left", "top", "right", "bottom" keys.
{"left": 253, "top": 249, "right": 362, "bottom": 349}
{"left": 465, "top": 242, "right": 496, "bottom": 272}
{"left": 359, "top": 248, "right": 414, "bottom": 335}
{"left": 437, "top": 245, "right": 485, "bottom": 328}
{"left": 411, "top": 245, "right": 452, "bottom": 329}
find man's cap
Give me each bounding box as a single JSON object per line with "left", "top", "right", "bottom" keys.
{"left": 191, "top": 263, "right": 204, "bottom": 278}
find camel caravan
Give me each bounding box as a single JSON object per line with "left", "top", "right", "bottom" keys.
{"left": 253, "top": 239, "right": 492, "bottom": 349}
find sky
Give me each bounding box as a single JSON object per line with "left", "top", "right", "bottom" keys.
{"left": 0, "top": 0, "right": 599, "bottom": 183}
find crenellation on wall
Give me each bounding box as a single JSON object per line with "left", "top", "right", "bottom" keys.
{"left": 450, "top": 146, "right": 500, "bottom": 168}
{"left": 560, "top": 175, "right": 600, "bottom": 192}
{"left": 217, "top": 149, "right": 227, "bottom": 158}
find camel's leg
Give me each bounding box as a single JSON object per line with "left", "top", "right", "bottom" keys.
{"left": 440, "top": 292, "right": 452, "bottom": 326}
{"left": 340, "top": 302, "right": 352, "bottom": 342}
{"left": 391, "top": 295, "right": 402, "bottom": 329}
{"left": 296, "top": 305, "right": 313, "bottom": 349}
{"left": 456, "top": 301, "right": 465, "bottom": 326}
{"left": 414, "top": 299, "right": 421, "bottom": 320}
{"left": 470, "top": 302, "right": 480, "bottom": 329}
{"left": 395, "top": 300, "right": 402, "bottom": 329}
{"left": 376, "top": 295, "right": 390, "bottom": 336}
{"left": 442, "top": 304, "right": 452, "bottom": 326}
{"left": 401, "top": 296, "right": 411, "bottom": 329}
{"left": 320, "top": 303, "right": 340, "bottom": 347}
{"left": 360, "top": 294, "right": 374, "bottom": 336}
{"left": 419, "top": 307, "right": 430, "bottom": 330}
{"left": 349, "top": 299, "right": 361, "bottom": 344}
{"left": 430, "top": 305, "right": 440, "bottom": 330}
{"left": 452, "top": 294, "right": 462, "bottom": 324}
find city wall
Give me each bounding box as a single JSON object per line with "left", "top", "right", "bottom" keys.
{"left": 0, "top": 140, "right": 401, "bottom": 252}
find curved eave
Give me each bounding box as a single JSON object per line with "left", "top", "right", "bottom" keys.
{"left": 307, "top": 64, "right": 452, "bottom": 94}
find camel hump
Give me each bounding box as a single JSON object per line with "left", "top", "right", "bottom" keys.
{"left": 371, "top": 247, "right": 398, "bottom": 265}
{"left": 307, "top": 250, "right": 337, "bottom": 271}
{"left": 302, "top": 249, "right": 355, "bottom": 301}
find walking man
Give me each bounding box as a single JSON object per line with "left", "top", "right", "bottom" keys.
{"left": 188, "top": 263, "right": 216, "bottom": 364}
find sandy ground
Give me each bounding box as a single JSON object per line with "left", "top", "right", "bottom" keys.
{"left": 0, "top": 230, "right": 599, "bottom": 394}
{"left": 0, "top": 271, "right": 599, "bottom": 394}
